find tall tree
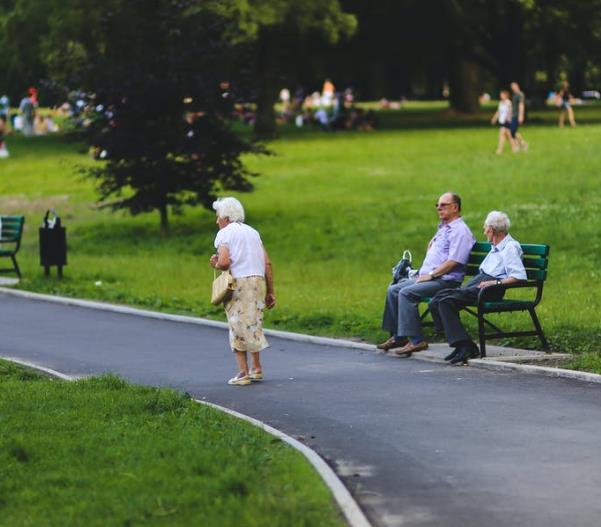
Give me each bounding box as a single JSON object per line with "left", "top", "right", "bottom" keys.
{"left": 4, "top": 0, "right": 265, "bottom": 232}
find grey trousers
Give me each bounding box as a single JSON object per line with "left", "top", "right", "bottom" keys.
{"left": 428, "top": 273, "right": 503, "bottom": 347}
{"left": 382, "top": 277, "right": 460, "bottom": 338}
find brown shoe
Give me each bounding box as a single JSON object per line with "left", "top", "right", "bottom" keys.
{"left": 393, "top": 340, "right": 429, "bottom": 357}
{"left": 377, "top": 336, "right": 408, "bottom": 351}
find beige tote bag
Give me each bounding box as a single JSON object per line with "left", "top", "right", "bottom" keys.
{"left": 211, "top": 269, "right": 234, "bottom": 305}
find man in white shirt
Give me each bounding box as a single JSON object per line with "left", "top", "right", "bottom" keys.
{"left": 429, "top": 211, "right": 527, "bottom": 364}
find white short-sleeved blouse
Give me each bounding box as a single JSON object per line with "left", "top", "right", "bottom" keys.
{"left": 214, "top": 222, "right": 265, "bottom": 278}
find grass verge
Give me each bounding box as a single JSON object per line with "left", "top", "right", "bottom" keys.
{"left": 0, "top": 359, "right": 345, "bottom": 527}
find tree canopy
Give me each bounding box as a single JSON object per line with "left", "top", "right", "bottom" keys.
{"left": 2, "top": 0, "right": 601, "bottom": 114}
{"left": 1, "top": 0, "right": 269, "bottom": 230}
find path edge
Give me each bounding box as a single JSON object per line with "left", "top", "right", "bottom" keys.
{"left": 2, "top": 287, "right": 599, "bottom": 386}
{"left": 469, "top": 358, "right": 601, "bottom": 384}
{"left": 197, "top": 399, "right": 372, "bottom": 527}
{"left": 0, "top": 287, "right": 374, "bottom": 351}
{"left": 0, "top": 355, "right": 373, "bottom": 527}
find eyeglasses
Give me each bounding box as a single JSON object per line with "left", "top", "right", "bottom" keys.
{"left": 435, "top": 202, "right": 456, "bottom": 209}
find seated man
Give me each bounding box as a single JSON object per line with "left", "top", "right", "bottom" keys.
{"left": 429, "top": 210, "right": 527, "bottom": 365}
{"left": 378, "top": 192, "right": 476, "bottom": 356}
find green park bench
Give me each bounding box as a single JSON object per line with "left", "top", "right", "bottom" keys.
{"left": 0, "top": 215, "right": 25, "bottom": 278}
{"left": 420, "top": 241, "right": 550, "bottom": 357}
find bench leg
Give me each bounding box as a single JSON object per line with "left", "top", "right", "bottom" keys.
{"left": 478, "top": 312, "right": 486, "bottom": 358}
{"left": 529, "top": 308, "right": 549, "bottom": 351}
{"left": 11, "top": 255, "right": 21, "bottom": 279}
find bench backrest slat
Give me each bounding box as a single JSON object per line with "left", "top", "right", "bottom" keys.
{"left": 0, "top": 216, "right": 25, "bottom": 240}
{"left": 527, "top": 269, "right": 547, "bottom": 281}
{"left": 468, "top": 254, "right": 548, "bottom": 269}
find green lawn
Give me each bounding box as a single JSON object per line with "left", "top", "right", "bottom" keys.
{"left": 1, "top": 103, "right": 600, "bottom": 363}
{"left": 0, "top": 359, "right": 345, "bottom": 527}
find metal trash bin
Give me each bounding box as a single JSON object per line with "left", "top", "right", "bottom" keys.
{"left": 39, "top": 209, "right": 67, "bottom": 277}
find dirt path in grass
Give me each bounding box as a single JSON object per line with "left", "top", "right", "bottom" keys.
{"left": 2, "top": 292, "right": 601, "bottom": 527}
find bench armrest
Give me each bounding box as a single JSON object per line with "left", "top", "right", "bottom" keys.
{"left": 477, "top": 280, "right": 544, "bottom": 307}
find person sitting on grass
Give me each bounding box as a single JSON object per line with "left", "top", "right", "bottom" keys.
{"left": 428, "top": 211, "right": 527, "bottom": 365}
{"left": 0, "top": 115, "right": 9, "bottom": 158}
{"left": 490, "top": 90, "right": 515, "bottom": 154}
{"left": 377, "top": 192, "right": 476, "bottom": 357}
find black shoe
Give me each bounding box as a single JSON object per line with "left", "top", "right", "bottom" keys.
{"left": 450, "top": 342, "right": 480, "bottom": 365}
{"left": 444, "top": 347, "right": 460, "bottom": 361}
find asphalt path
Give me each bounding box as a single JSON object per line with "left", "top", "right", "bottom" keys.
{"left": 2, "top": 293, "right": 601, "bottom": 527}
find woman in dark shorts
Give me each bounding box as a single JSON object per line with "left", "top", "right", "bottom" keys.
{"left": 490, "top": 90, "right": 514, "bottom": 154}
{"left": 558, "top": 81, "right": 576, "bottom": 128}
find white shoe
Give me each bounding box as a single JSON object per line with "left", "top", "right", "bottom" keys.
{"left": 228, "top": 373, "right": 251, "bottom": 386}
{"left": 249, "top": 370, "right": 263, "bottom": 381}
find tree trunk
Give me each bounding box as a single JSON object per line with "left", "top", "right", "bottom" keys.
{"left": 159, "top": 203, "right": 169, "bottom": 234}
{"left": 369, "top": 56, "right": 391, "bottom": 99}
{"left": 571, "top": 65, "right": 586, "bottom": 97}
{"left": 254, "top": 29, "right": 280, "bottom": 139}
{"left": 449, "top": 58, "right": 480, "bottom": 113}
{"left": 254, "top": 80, "right": 277, "bottom": 139}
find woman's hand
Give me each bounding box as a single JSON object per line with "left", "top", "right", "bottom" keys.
{"left": 209, "top": 254, "right": 219, "bottom": 268}
{"left": 265, "top": 292, "right": 276, "bottom": 309}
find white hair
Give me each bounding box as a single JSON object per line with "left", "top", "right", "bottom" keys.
{"left": 212, "top": 197, "right": 245, "bottom": 222}
{"left": 484, "top": 210, "right": 511, "bottom": 233}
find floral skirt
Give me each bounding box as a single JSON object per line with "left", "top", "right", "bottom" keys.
{"left": 224, "top": 276, "right": 269, "bottom": 353}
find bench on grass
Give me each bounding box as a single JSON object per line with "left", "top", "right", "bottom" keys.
{"left": 0, "top": 216, "right": 25, "bottom": 278}
{"left": 420, "top": 241, "right": 550, "bottom": 357}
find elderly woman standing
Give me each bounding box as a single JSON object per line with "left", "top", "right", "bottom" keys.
{"left": 429, "top": 211, "right": 526, "bottom": 364}
{"left": 210, "top": 197, "right": 276, "bottom": 386}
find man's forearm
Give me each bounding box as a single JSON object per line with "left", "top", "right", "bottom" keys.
{"left": 430, "top": 259, "right": 459, "bottom": 278}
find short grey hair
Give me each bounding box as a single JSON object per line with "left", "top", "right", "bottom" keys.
{"left": 212, "top": 197, "right": 245, "bottom": 222}
{"left": 484, "top": 210, "right": 511, "bottom": 233}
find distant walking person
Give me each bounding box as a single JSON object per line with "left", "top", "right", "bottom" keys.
{"left": 558, "top": 81, "right": 576, "bottom": 128}
{"left": 490, "top": 90, "right": 514, "bottom": 154}
{"left": 378, "top": 192, "right": 475, "bottom": 357}
{"left": 510, "top": 82, "right": 528, "bottom": 151}
{"left": 210, "top": 197, "right": 276, "bottom": 386}
{"left": 18, "top": 92, "right": 36, "bottom": 137}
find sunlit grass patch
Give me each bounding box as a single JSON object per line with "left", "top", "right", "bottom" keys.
{"left": 1, "top": 105, "right": 600, "bottom": 367}
{"left": 0, "top": 360, "right": 344, "bottom": 527}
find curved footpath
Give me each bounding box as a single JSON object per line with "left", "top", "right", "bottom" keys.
{"left": 1, "top": 291, "right": 601, "bottom": 527}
